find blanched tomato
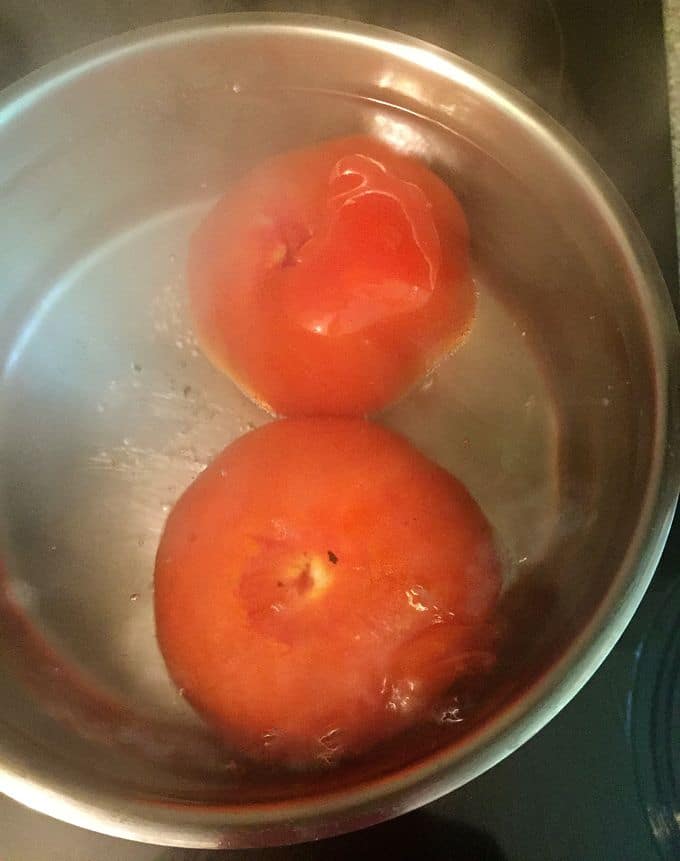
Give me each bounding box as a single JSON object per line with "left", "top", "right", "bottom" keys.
{"left": 154, "top": 419, "right": 500, "bottom": 767}
{"left": 188, "top": 135, "right": 474, "bottom": 416}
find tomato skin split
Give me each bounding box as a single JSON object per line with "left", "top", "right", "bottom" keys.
{"left": 154, "top": 418, "right": 501, "bottom": 767}
{"left": 188, "top": 135, "right": 474, "bottom": 416}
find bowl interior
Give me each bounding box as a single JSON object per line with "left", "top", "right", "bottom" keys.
{"left": 0, "top": 16, "right": 664, "bottom": 827}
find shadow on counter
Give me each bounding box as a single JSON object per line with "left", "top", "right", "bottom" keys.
{"left": 166, "top": 811, "right": 507, "bottom": 860}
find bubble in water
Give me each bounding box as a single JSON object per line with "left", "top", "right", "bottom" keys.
{"left": 602, "top": 397, "right": 610, "bottom": 407}
{"left": 387, "top": 679, "right": 416, "bottom": 714}
{"left": 161, "top": 503, "right": 171, "bottom": 513}
{"left": 437, "top": 697, "right": 464, "bottom": 724}
{"left": 49, "top": 545, "right": 57, "bottom": 552}
{"left": 231, "top": 82, "right": 242, "bottom": 94}
{"left": 129, "top": 592, "right": 140, "bottom": 602}
{"left": 262, "top": 730, "right": 278, "bottom": 749}
{"left": 318, "top": 728, "right": 343, "bottom": 752}
{"left": 315, "top": 730, "right": 344, "bottom": 767}
{"left": 405, "top": 585, "right": 429, "bottom": 612}
{"left": 316, "top": 751, "right": 336, "bottom": 767}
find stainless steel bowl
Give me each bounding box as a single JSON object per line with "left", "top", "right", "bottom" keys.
{"left": 0, "top": 13, "right": 677, "bottom": 849}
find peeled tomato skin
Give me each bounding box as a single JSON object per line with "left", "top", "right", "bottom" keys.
{"left": 154, "top": 418, "right": 501, "bottom": 768}
{"left": 188, "top": 135, "right": 475, "bottom": 417}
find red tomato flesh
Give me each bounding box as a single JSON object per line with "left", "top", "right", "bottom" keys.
{"left": 154, "top": 419, "right": 501, "bottom": 767}
{"left": 188, "top": 136, "right": 474, "bottom": 416}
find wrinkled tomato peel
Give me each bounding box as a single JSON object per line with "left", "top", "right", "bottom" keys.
{"left": 155, "top": 419, "right": 501, "bottom": 767}
{"left": 188, "top": 136, "right": 474, "bottom": 416}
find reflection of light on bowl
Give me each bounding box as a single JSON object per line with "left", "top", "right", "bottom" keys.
{"left": 371, "top": 111, "right": 428, "bottom": 156}
{"left": 378, "top": 70, "right": 425, "bottom": 104}
{"left": 379, "top": 50, "right": 480, "bottom": 120}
